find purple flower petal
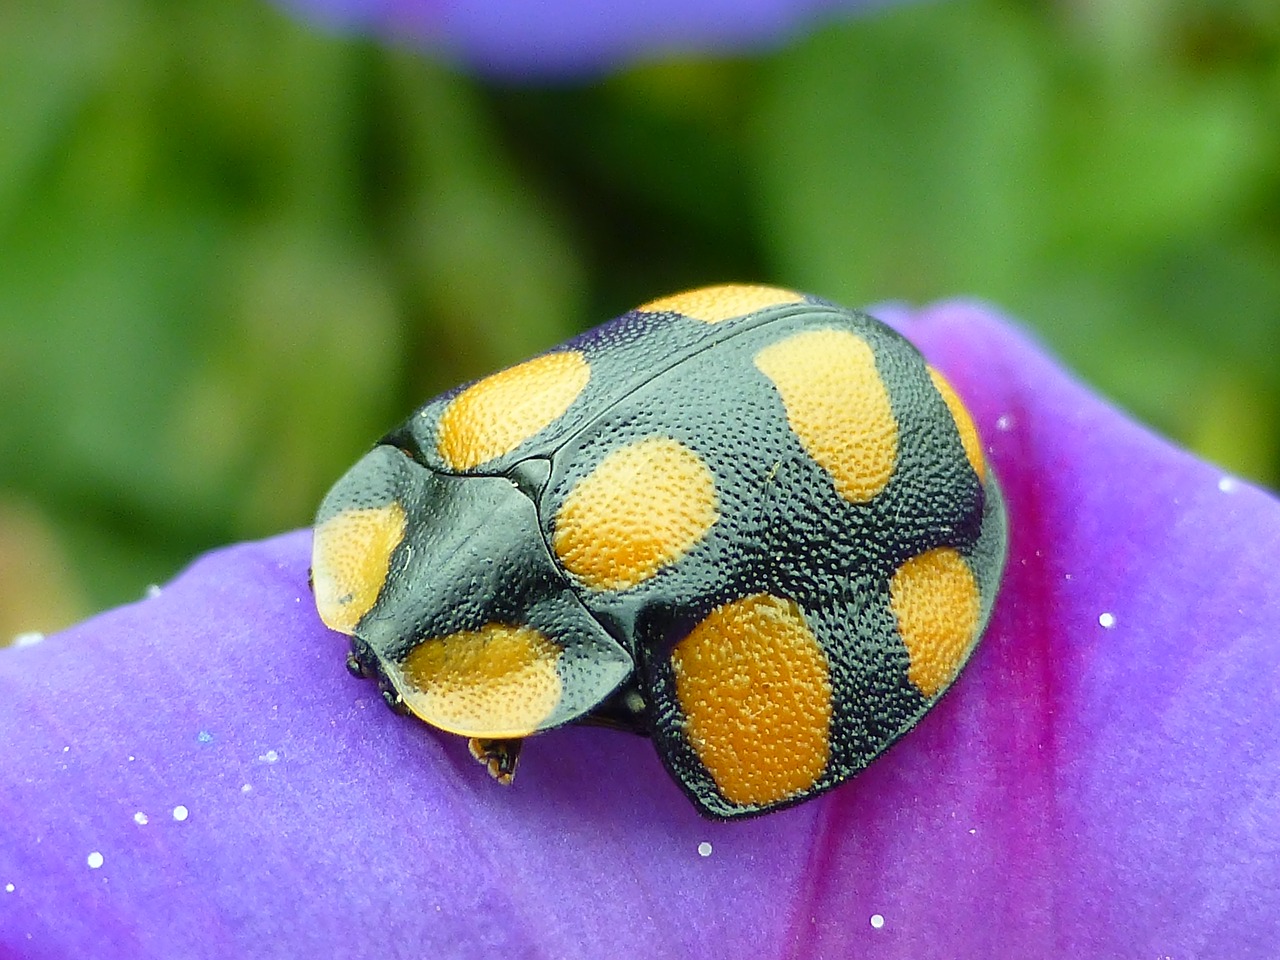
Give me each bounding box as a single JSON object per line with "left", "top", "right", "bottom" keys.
{"left": 274, "top": 0, "right": 896, "bottom": 77}
{"left": 3, "top": 301, "right": 1278, "bottom": 958}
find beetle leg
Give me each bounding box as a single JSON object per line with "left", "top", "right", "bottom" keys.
{"left": 379, "top": 683, "right": 412, "bottom": 717}
{"left": 345, "top": 651, "right": 368, "bottom": 678}
{"left": 468, "top": 738, "right": 523, "bottom": 785}
{"left": 345, "top": 638, "right": 378, "bottom": 679}
{"left": 578, "top": 683, "right": 650, "bottom": 735}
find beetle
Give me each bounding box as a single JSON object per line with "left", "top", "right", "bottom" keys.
{"left": 311, "top": 283, "right": 1007, "bottom": 819}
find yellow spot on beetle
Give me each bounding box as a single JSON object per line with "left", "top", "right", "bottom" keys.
{"left": 637, "top": 284, "right": 804, "bottom": 324}
{"left": 437, "top": 351, "right": 590, "bottom": 471}
{"left": 889, "top": 548, "right": 981, "bottom": 698}
{"left": 929, "top": 367, "right": 985, "bottom": 480}
{"left": 311, "top": 503, "right": 407, "bottom": 635}
{"left": 395, "top": 624, "right": 563, "bottom": 738}
{"left": 672, "top": 594, "right": 832, "bottom": 808}
{"left": 755, "top": 329, "right": 897, "bottom": 503}
{"left": 554, "top": 437, "right": 718, "bottom": 591}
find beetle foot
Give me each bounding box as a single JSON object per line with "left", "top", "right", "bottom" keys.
{"left": 468, "top": 738, "right": 523, "bottom": 785}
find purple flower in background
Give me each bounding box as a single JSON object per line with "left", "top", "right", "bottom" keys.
{"left": 3, "top": 301, "right": 1278, "bottom": 959}
{"left": 274, "top": 0, "right": 896, "bottom": 76}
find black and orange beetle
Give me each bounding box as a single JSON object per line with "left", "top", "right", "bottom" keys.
{"left": 311, "top": 284, "right": 1007, "bottom": 819}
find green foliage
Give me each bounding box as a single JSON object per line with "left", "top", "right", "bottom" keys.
{"left": 2, "top": 0, "right": 1277, "bottom": 629}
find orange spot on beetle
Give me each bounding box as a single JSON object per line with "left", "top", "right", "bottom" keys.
{"left": 671, "top": 594, "right": 831, "bottom": 808}
{"left": 889, "top": 548, "right": 981, "bottom": 698}
{"left": 394, "top": 624, "right": 562, "bottom": 738}
{"left": 436, "top": 351, "right": 590, "bottom": 471}
{"left": 928, "top": 367, "right": 985, "bottom": 480}
{"left": 637, "top": 284, "right": 804, "bottom": 324}
{"left": 755, "top": 328, "right": 897, "bottom": 503}
{"left": 312, "top": 503, "right": 407, "bottom": 634}
{"left": 554, "top": 437, "right": 718, "bottom": 591}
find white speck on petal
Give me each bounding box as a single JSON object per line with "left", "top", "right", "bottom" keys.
{"left": 259, "top": 749, "right": 280, "bottom": 764}
{"left": 995, "top": 414, "right": 1013, "bottom": 432}
{"left": 241, "top": 783, "right": 253, "bottom": 794}
{"left": 13, "top": 632, "right": 44, "bottom": 647}
{"left": 870, "top": 914, "right": 885, "bottom": 929}
{"left": 697, "top": 842, "right": 712, "bottom": 858}
{"left": 1099, "top": 612, "right": 1116, "bottom": 628}
{"left": 133, "top": 812, "right": 148, "bottom": 826}
{"left": 145, "top": 584, "right": 163, "bottom": 599}
{"left": 172, "top": 805, "right": 189, "bottom": 822}
{"left": 4, "top": 883, "right": 14, "bottom": 893}
{"left": 1218, "top": 476, "right": 1238, "bottom": 494}
{"left": 86, "top": 852, "right": 104, "bottom": 869}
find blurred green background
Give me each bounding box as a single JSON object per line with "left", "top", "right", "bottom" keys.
{"left": 2, "top": 0, "right": 1278, "bottom": 636}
